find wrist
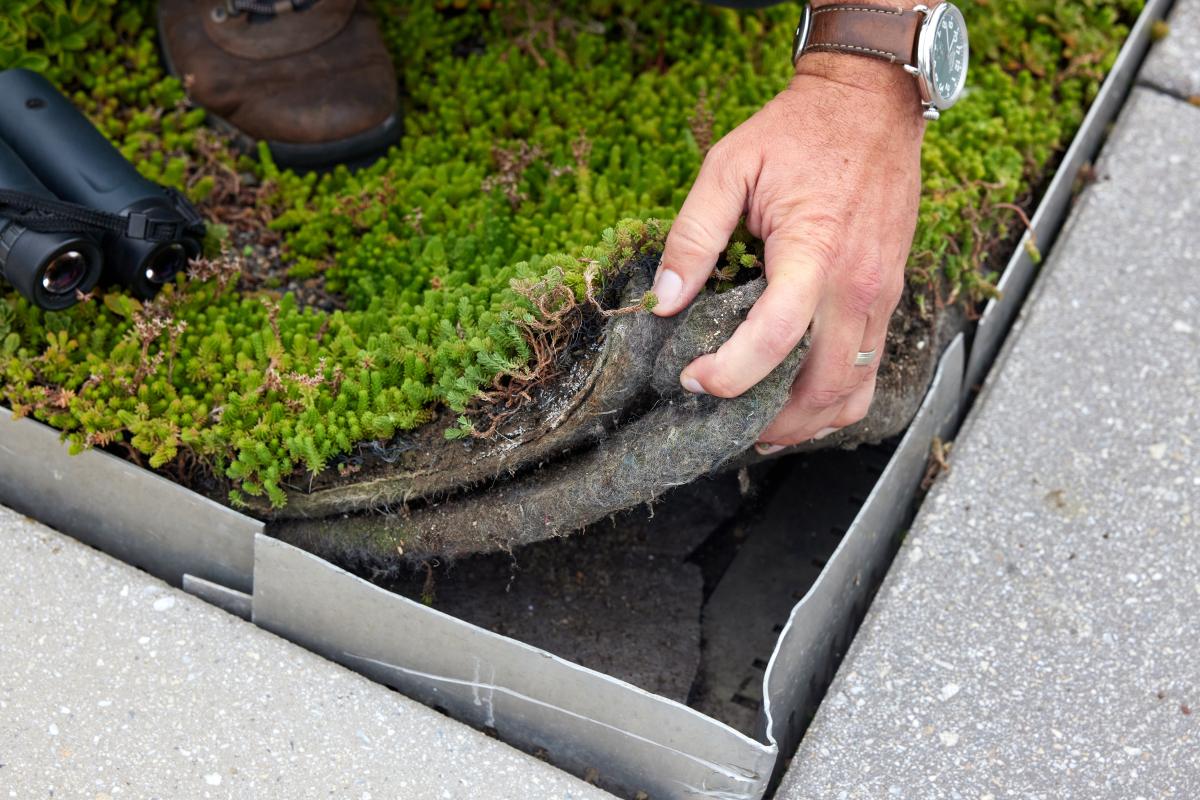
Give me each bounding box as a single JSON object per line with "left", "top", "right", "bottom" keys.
{"left": 792, "top": 0, "right": 935, "bottom": 134}
{"left": 789, "top": 56, "right": 927, "bottom": 140}
{"left": 792, "top": 51, "right": 922, "bottom": 105}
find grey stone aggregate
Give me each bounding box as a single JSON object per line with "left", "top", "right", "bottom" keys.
{"left": 1142, "top": 0, "right": 1200, "bottom": 98}
{"left": 0, "top": 506, "right": 614, "bottom": 800}
{"left": 779, "top": 87, "right": 1200, "bottom": 799}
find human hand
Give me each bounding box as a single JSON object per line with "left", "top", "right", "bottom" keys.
{"left": 651, "top": 53, "right": 925, "bottom": 451}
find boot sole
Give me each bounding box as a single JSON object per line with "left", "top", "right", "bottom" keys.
{"left": 155, "top": 9, "right": 401, "bottom": 172}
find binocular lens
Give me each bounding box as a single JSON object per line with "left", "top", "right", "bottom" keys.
{"left": 144, "top": 242, "right": 187, "bottom": 285}
{"left": 0, "top": 70, "right": 204, "bottom": 303}
{"left": 41, "top": 249, "right": 88, "bottom": 295}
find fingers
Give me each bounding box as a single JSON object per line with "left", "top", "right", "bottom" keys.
{"left": 757, "top": 256, "right": 896, "bottom": 446}
{"left": 832, "top": 370, "right": 877, "bottom": 429}
{"left": 653, "top": 142, "right": 754, "bottom": 316}
{"left": 678, "top": 241, "right": 825, "bottom": 398}
{"left": 756, "top": 301, "right": 870, "bottom": 443}
{"left": 856, "top": 275, "right": 897, "bottom": 363}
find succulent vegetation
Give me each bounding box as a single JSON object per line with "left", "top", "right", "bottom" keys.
{"left": 0, "top": 0, "right": 1142, "bottom": 508}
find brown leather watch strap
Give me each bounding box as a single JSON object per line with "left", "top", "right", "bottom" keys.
{"left": 801, "top": 4, "right": 922, "bottom": 66}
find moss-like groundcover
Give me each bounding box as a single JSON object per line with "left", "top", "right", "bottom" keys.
{"left": 1, "top": 0, "right": 1140, "bottom": 509}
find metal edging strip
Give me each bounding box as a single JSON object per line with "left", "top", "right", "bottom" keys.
{"left": 963, "top": 0, "right": 1174, "bottom": 401}
{"left": 183, "top": 573, "right": 253, "bottom": 619}
{"left": 0, "top": 405, "right": 261, "bottom": 592}
{"left": 761, "top": 333, "right": 964, "bottom": 775}
{"left": 250, "top": 533, "right": 776, "bottom": 800}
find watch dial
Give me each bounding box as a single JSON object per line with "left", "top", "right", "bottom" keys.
{"left": 931, "top": 6, "right": 968, "bottom": 105}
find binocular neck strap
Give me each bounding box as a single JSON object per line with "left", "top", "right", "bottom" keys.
{"left": 0, "top": 188, "right": 205, "bottom": 246}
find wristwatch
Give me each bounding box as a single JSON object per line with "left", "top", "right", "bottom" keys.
{"left": 792, "top": 2, "right": 969, "bottom": 121}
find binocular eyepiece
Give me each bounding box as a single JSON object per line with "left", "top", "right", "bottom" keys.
{"left": 0, "top": 69, "right": 204, "bottom": 310}
{"left": 0, "top": 138, "right": 103, "bottom": 310}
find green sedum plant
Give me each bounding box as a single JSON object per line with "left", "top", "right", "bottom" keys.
{"left": 0, "top": 0, "right": 1143, "bottom": 507}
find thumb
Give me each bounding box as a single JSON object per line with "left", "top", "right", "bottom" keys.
{"left": 653, "top": 143, "right": 751, "bottom": 316}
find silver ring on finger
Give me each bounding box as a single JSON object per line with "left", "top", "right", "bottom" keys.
{"left": 854, "top": 349, "right": 877, "bottom": 367}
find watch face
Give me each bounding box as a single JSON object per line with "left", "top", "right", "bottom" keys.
{"left": 928, "top": 4, "right": 968, "bottom": 107}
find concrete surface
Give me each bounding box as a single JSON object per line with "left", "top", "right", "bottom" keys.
{"left": 0, "top": 505, "right": 614, "bottom": 800}
{"left": 778, "top": 86, "right": 1200, "bottom": 798}
{"left": 1142, "top": 0, "right": 1200, "bottom": 98}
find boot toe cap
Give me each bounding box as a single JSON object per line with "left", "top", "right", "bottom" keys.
{"left": 227, "top": 70, "right": 398, "bottom": 146}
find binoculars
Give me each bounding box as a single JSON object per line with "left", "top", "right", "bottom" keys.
{"left": 0, "top": 69, "right": 204, "bottom": 310}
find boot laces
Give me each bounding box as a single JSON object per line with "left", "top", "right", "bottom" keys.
{"left": 224, "top": 0, "right": 316, "bottom": 18}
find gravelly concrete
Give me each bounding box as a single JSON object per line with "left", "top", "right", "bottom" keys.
{"left": 0, "top": 506, "right": 614, "bottom": 800}
{"left": 778, "top": 87, "right": 1200, "bottom": 799}
{"left": 1142, "top": 0, "right": 1200, "bottom": 98}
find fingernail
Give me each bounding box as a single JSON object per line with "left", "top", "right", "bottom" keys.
{"left": 680, "top": 373, "right": 706, "bottom": 395}
{"left": 756, "top": 443, "right": 785, "bottom": 455}
{"left": 652, "top": 268, "right": 683, "bottom": 311}
{"left": 815, "top": 426, "right": 839, "bottom": 440}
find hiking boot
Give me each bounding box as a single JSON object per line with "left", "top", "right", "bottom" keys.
{"left": 157, "top": 0, "right": 400, "bottom": 170}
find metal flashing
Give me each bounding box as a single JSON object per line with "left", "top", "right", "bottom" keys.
{"left": 761, "top": 335, "right": 963, "bottom": 772}
{"left": 183, "top": 573, "right": 253, "bottom": 619}
{"left": 252, "top": 533, "right": 775, "bottom": 800}
{"left": 0, "top": 405, "right": 260, "bottom": 591}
